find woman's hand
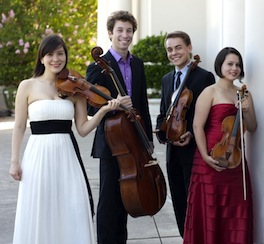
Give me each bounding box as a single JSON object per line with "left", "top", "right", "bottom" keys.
{"left": 100, "top": 98, "right": 121, "bottom": 113}
{"left": 235, "top": 95, "right": 250, "bottom": 112}
{"left": 10, "top": 163, "right": 22, "bottom": 181}
{"left": 203, "top": 154, "right": 226, "bottom": 172}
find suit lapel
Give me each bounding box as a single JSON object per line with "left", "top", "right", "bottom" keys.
{"left": 168, "top": 71, "right": 175, "bottom": 94}
{"left": 130, "top": 58, "right": 138, "bottom": 99}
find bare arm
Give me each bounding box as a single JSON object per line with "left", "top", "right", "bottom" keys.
{"left": 10, "top": 80, "right": 30, "bottom": 181}
{"left": 193, "top": 86, "right": 225, "bottom": 172}
{"left": 237, "top": 91, "right": 257, "bottom": 132}
{"left": 73, "top": 95, "right": 120, "bottom": 137}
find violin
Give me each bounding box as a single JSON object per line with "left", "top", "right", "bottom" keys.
{"left": 56, "top": 69, "right": 111, "bottom": 108}
{"left": 210, "top": 85, "right": 248, "bottom": 168}
{"left": 91, "top": 46, "right": 167, "bottom": 217}
{"left": 159, "top": 55, "right": 200, "bottom": 143}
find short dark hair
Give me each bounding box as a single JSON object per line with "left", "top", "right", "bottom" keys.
{"left": 165, "top": 31, "right": 192, "bottom": 46}
{"left": 107, "top": 10, "right": 137, "bottom": 33}
{"left": 33, "top": 34, "right": 68, "bottom": 77}
{"left": 214, "top": 47, "right": 244, "bottom": 81}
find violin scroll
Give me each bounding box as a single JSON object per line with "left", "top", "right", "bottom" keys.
{"left": 191, "top": 55, "right": 201, "bottom": 69}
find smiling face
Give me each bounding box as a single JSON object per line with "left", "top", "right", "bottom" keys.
{"left": 221, "top": 53, "right": 241, "bottom": 81}
{"left": 165, "top": 37, "right": 192, "bottom": 70}
{"left": 41, "top": 45, "right": 66, "bottom": 75}
{"left": 108, "top": 20, "right": 134, "bottom": 53}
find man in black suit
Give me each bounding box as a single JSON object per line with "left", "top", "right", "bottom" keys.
{"left": 156, "top": 31, "right": 215, "bottom": 238}
{"left": 86, "top": 10, "right": 153, "bottom": 244}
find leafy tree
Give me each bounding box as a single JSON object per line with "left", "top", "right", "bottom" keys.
{"left": 0, "top": 0, "right": 97, "bottom": 86}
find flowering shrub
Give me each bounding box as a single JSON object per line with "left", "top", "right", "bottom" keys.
{"left": 0, "top": 9, "right": 36, "bottom": 86}
{"left": 0, "top": 0, "right": 97, "bottom": 87}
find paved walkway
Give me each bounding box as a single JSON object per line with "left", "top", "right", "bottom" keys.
{"left": 0, "top": 100, "right": 183, "bottom": 244}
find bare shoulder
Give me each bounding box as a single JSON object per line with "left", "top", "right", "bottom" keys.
{"left": 16, "top": 78, "right": 38, "bottom": 101}
{"left": 200, "top": 83, "right": 216, "bottom": 97}
{"left": 196, "top": 84, "right": 217, "bottom": 110}
{"left": 18, "top": 77, "right": 35, "bottom": 89}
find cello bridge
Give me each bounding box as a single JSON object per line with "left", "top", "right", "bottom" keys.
{"left": 144, "top": 159, "right": 159, "bottom": 167}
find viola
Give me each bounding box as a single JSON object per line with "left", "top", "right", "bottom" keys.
{"left": 91, "top": 46, "right": 167, "bottom": 217}
{"left": 210, "top": 85, "right": 247, "bottom": 168}
{"left": 159, "top": 55, "right": 200, "bottom": 143}
{"left": 56, "top": 69, "right": 111, "bottom": 108}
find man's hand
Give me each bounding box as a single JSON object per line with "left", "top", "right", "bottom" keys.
{"left": 172, "top": 131, "right": 193, "bottom": 146}
{"left": 117, "top": 95, "right": 133, "bottom": 110}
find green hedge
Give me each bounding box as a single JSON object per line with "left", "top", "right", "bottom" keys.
{"left": 144, "top": 65, "right": 172, "bottom": 97}
{"left": 3, "top": 86, "right": 17, "bottom": 111}
{"left": 131, "top": 33, "right": 173, "bottom": 97}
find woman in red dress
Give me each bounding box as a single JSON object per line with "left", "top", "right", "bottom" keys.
{"left": 183, "top": 47, "right": 257, "bottom": 244}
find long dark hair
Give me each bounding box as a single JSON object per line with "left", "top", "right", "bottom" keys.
{"left": 33, "top": 34, "right": 68, "bottom": 77}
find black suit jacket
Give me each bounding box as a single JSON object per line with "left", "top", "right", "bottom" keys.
{"left": 156, "top": 66, "right": 215, "bottom": 163}
{"left": 86, "top": 50, "right": 153, "bottom": 159}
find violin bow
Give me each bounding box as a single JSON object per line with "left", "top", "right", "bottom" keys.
{"left": 237, "top": 88, "right": 247, "bottom": 200}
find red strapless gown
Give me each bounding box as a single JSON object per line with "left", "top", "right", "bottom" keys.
{"left": 183, "top": 104, "right": 253, "bottom": 244}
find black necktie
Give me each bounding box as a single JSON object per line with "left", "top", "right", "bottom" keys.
{"left": 174, "top": 71, "right": 182, "bottom": 90}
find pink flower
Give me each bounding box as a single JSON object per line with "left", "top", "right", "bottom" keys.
{"left": 6, "top": 41, "right": 12, "bottom": 46}
{"left": 19, "top": 39, "right": 24, "bottom": 46}
{"left": 45, "top": 28, "right": 54, "bottom": 35}
{"left": 77, "top": 39, "right": 84, "bottom": 44}
{"left": 0, "top": 44, "right": 3, "bottom": 48}
{"left": 24, "top": 42, "right": 30, "bottom": 48}
{"left": 9, "top": 10, "right": 15, "bottom": 19}
{"left": 2, "top": 13, "right": 7, "bottom": 23}
{"left": 23, "top": 48, "right": 28, "bottom": 54}
{"left": 15, "top": 49, "right": 21, "bottom": 54}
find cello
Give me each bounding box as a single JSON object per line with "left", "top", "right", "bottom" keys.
{"left": 91, "top": 46, "right": 167, "bottom": 217}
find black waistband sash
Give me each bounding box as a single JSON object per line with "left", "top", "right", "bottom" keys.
{"left": 30, "top": 120, "right": 94, "bottom": 217}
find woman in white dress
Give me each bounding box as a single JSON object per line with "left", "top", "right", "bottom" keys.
{"left": 9, "top": 34, "right": 120, "bottom": 244}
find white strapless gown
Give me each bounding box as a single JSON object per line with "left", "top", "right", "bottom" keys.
{"left": 13, "top": 100, "right": 95, "bottom": 244}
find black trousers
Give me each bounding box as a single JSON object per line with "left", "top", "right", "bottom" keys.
{"left": 96, "top": 157, "right": 128, "bottom": 244}
{"left": 167, "top": 148, "right": 193, "bottom": 238}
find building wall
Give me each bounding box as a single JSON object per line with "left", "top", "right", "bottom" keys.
{"left": 97, "top": 0, "right": 264, "bottom": 242}
{"left": 245, "top": 1, "right": 264, "bottom": 242}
